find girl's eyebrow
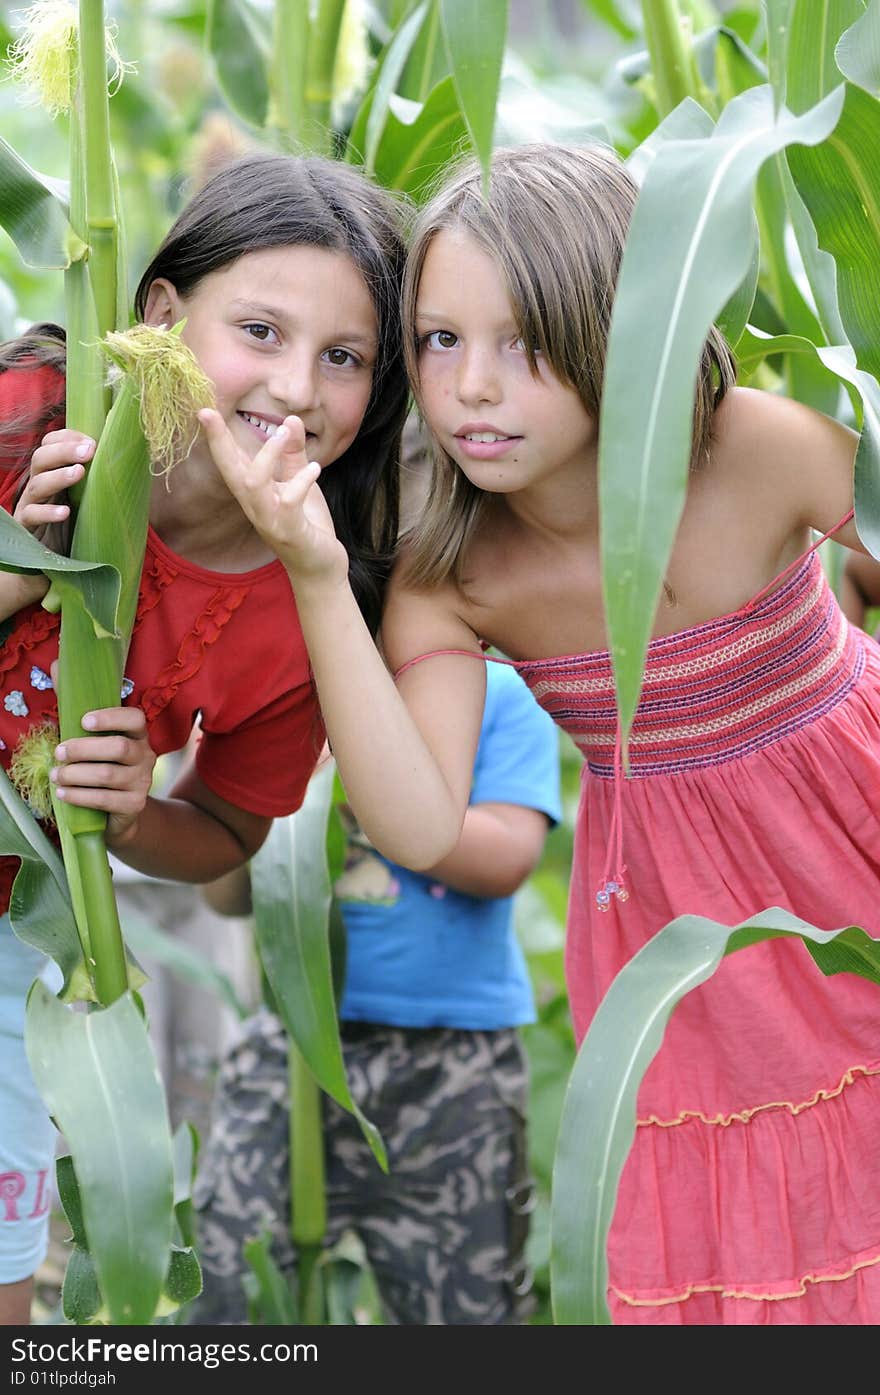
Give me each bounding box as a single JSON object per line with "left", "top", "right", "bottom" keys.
{"left": 230, "top": 298, "right": 376, "bottom": 346}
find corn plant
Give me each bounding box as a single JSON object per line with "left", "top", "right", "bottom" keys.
{"left": 0, "top": 2, "right": 213, "bottom": 1323}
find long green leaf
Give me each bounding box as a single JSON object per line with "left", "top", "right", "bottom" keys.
{"left": 438, "top": 0, "right": 508, "bottom": 186}
{"left": 358, "top": 75, "right": 468, "bottom": 202}
{"left": 835, "top": 0, "right": 880, "bottom": 96}
{"left": 817, "top": 344, "right": 880, "bottom": 557}
{"left": 785, "top": 0, "right": 865, "bottom": 114}
{"left": 250, "top": 763, "right": 387, "bottom": 1170}
{"left": 600, "top": 83, "right": 844, "bottom": 747}
{"left": 0, "top": 137, "right": 84, "bottom": 270}
{"left": 25, "top": 982, "right": 175, "bottom": 1324}
{"left": 206, "top": 0, "right": 271, "bottom": 128}
{"left": 362, "top": 0, "right": 429, "bottom": 171}
{"left": 550, "top": 908, "right": 880, "bottom": 1325}
{"left": 0, "top": 509, "right": 121, "bottom": 639}
{"left": 787, "top": 83, "right": 880, "bottom": 381}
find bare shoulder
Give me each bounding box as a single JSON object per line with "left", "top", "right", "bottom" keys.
{"left": 714, "top": 385, "right": 855, "bottom": 460}
{"left": 380, "top": 547, "right": 484, "bottom": 674}
{"left": 711, "top": 385, "right": 859, "bottom": 534}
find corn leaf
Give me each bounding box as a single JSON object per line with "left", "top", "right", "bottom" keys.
{"left": 359, "top": 0, "right": 429, "bottom": 171}
{"left": 785, "top": 0, "right": 865, "bottom": 114}
{"left": 0, "top": 137, "right": 84, "bottom": 270}
{"left": 250, "top": 761, "right": 387, "bottom": 1171}
{"left": 0, "top": 510, "right": 121, "bottom": 638}
{"left": 25, "top": 981, "right": 175, "bottom": 1325}
{"left": 349, "top": 75, "right": 467, "bottom": 201}
{"left": 787, "top": 83, "right": 880, "bottom": 381}
{"left": 600, "top": 83, "right": 844, "bottom": 749}
{"left": 206, "top": 0, "right": 270, "bottom": 128}
{"left": 817, "top": 344, "right": 880, "bottom": 558}
{"left": 835, "top": 0, "right": 880, "bottom": 96}
{"left": 438, "top": 0, "right": 508, "bottom": 186}
{"left": 550, "top": 908, "right": 880, "bottom": 1325}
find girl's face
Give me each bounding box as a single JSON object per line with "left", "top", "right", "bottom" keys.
{"left": 414, "top": 228, "right": 597, "bottom": 493}
{"left": 145, "top": 245, "right": 377, "bottom": 470}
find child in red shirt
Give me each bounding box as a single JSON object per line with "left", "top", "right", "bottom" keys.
{"left": 0, "top": 151, "right": 407, "bottom": 1323}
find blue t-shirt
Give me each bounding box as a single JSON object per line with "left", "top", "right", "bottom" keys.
{"left": 338, "top": 662, "right": 562, "bottom": 1029}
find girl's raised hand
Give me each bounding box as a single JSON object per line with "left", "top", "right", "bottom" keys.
{"left": 198, "top": 409, "right": 349, "bottom": 588}
{"left": 51, "top": 704, "right": 157, "bottom": 848}
{"left": 15, "top": 429, "right": 92, "bottom": 545}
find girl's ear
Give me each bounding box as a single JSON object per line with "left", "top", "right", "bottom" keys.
{"left": 142, "top": 278, "right": 183, "bottom": 328}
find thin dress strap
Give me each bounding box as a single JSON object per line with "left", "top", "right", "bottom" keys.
{"left": 741, "top": 508, "right": 855, "bottom": 615}
{"left": 393, "top": 646, "right": 514, "bottom": 680}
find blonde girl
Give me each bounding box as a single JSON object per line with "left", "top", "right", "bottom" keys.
{"left": 211, "top": 143, "right": 880, "bottom": 1325}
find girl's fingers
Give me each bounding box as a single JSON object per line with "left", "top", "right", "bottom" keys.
{"left": 30, "top": 438, "right": 94, "bottom": 476}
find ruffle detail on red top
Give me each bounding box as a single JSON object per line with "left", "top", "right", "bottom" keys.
{"left": 0, "top": 605, "right": 60, "bottom": 680}
{"left": 132, "top": 548, "right": 178, "bottom": 630}
{"left": 140, "top": 584, "right": 250, "bottom": 722}
{"left": 609, "top": 1062, "right": 880, "bottom": 1324}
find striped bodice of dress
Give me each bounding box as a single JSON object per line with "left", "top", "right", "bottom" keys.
{"left": 513, "top": 553, "right": 865, "bottom": 778}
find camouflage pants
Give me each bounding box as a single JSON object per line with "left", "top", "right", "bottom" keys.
{"left": 191, "top": 1009, "right": 535, "bottom": 1325}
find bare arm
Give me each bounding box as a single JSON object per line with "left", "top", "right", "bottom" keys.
{"left": 202, "top": 800, "right": 550, "bottom": 919}
{"left": 201, "top": 408, "right": 486, "bottom": 870}
{"left": 53, "top": 715, "right": 270, "bottom": 881}
{"left": 423, "top": 802, "right": 551, "bottom": 898}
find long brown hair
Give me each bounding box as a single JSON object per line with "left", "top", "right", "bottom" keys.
{"left": 401, "top": 142, "right": 735, "bottom": 588}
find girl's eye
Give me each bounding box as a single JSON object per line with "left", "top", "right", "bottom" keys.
{"left": 323, "top": 347, "right": 359, "bottom": 368}
{"left": 422, "top": 330, "right": 458, "bottom": 351}
{"left": 243, "top": 322, "right": 279, "bottom": 344}
{"left": 512, "top": 336, "right": 541, "bottom": 355}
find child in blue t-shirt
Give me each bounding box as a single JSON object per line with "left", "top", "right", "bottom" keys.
{"left": 192, "top": 661, "right": 561, "bottom": 1324}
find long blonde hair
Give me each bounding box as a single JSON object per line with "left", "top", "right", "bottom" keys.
{"left": 401, "top": 142, "right": 735, "bottom": 587}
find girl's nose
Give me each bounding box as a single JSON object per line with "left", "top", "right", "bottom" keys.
{"left": 268, "top": 355, "right": 319, "bottom": 413}
{"left": 456, "top": 348, "right": 502, "bottom": 406}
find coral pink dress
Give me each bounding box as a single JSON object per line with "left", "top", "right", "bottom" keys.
{"left": 513, "top": 547, "right": 880, "bottom": 1324}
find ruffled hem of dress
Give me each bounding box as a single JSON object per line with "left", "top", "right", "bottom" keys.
{"left": 611, "top": 1243, "right": 880, "bottom": 1312}
{"left": 609, "top": 1061, "right": 880, "bottom": 1323}
{"left": 637, "top": 1062, "right": 880, "bottom": 1128}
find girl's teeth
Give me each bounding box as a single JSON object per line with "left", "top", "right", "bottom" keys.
{"left": 466, "top": 432, "right": 509, "bottom": 443}
{"left": 242, "top": 412, "right": 278, "bottom": 437}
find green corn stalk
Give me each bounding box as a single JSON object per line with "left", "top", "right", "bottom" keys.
{"left": 641, "top": 0, "right": 706, "bottom": 117}
{"left": 65, "top": 0, "right": 118, "bottom": 486}
{"left": 48, "top": 374, "right": 150, "bottom": 1004}
{"left": 44, "top": 325, "right": 215, "bottom": 1006}
{"left": 270, "top": 0, "right": 310, "bottom": 147}
{"left": 304, "top": 0, "right": 349, "bottom": 152}
{"left": 289, "top": 1039, "right": 328, "bottom": 1323}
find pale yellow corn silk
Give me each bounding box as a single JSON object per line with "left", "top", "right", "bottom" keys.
{"left": 101, "top": 323, "right": 216, "bottom": 478}
{"left": 7, "top": 1, "right": 134, "bottom": 115}
{"left": 10, "top": 721, "right": 60, "bottom": 822}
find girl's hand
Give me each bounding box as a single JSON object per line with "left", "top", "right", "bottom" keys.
{"left": 51, "top": 704, "right": 157, "bottom": 848}
{"left": 15, "top": 429, "right": 92, "bottom": 546}
{"left": 198, "top": 409, "right": 349, "bottom": 589}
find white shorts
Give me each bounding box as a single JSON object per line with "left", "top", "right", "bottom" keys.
{"left": 0, "top": 916, "right": 60, "bottom": 1284}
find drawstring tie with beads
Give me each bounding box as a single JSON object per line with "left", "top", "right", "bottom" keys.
{"left": 596, "top": 722, "right": 628, "bottom": 912}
